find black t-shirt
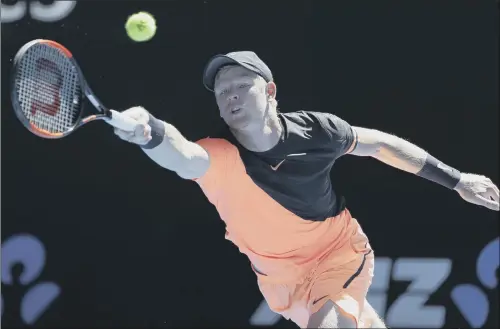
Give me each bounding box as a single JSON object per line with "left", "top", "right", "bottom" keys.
{"left": 220, "top": 110, "right": 356, "bottom": 221}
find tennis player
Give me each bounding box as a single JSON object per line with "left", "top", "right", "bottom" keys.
{"left": 114, "top": 51, "right": 499, "bottom": 328}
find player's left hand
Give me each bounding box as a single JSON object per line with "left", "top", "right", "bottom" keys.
{"left": 455, "top": 173, "right": 499, "bottom": 211}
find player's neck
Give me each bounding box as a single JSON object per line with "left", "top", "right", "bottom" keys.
{"left": 231, "top": 108, "right": 282, "bottom": 152}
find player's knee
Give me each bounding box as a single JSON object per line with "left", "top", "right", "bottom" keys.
{"left": 307, "top": 300, "right": 356, "bottom": 328}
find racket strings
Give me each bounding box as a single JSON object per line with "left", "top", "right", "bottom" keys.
{"left": 15, "top": 44, "right": 81, "bottom": 134}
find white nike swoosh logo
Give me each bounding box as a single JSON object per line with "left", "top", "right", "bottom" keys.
{"left": 270, "top": 159, "right": 286, "bottom": 171}
{"left": 437, "top": 162, "right": 452, "bottom": 173}
{"left": 269, "top": 153, "right": 306, "bottom": 171}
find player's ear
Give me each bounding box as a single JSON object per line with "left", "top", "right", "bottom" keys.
{"left": 266, "top": 81, "right": 277, "bottom": 99}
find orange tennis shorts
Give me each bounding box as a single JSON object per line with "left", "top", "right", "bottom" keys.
{"left": 253, "top": 210, "right": 374, "bottom": 328}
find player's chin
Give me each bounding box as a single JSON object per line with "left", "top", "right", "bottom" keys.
{"left": 224, "top": 116, "right": 252, "bottom": 130}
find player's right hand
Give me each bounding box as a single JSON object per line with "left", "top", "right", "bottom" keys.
{"left": 113, "top": 106, "right": 152, "bottom": 145}
{"left": 455, "top": 173, "right": 499, "bottom": 211}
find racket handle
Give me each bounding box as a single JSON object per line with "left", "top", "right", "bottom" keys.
{"left": 106, "top": 110, "right": 139, "bottom": 132}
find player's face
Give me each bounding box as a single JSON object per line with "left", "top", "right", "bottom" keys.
{"left": 213, "top": 66, "right": 270, "bottom": 130}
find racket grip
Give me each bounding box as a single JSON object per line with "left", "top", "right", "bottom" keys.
{"left": 106, "top": 110, "right": 139, "bottom": 132}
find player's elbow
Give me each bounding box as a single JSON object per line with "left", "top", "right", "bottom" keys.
{"left": 141, "top": 123, "right": 210, "bottom": 179}
{"left": 175, "top": 145, "right": 210, "bottom": 179}
{"left": 349, "top": 127, "right": 385, "bottom": 157}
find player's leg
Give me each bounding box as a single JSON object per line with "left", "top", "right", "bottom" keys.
{"left": 306, "top": 237, "right": 376, "bottom": 328}
{"left": 360, "top": 300, "right": 386, "bottom": 328}
{"left": 307, "top": 300, "right": 357, "bottom": 328}
{"left": 307, "top": 299, "right": 386, "bottom": 328}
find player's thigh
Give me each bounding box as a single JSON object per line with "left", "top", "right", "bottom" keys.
{"left": 307, "top": 300, "right": 356, "bottom": 329}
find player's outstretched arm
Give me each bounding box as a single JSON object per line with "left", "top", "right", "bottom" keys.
{"left": 346, "top": 126, "right": 499, "bottom": 211}
{"left": 113, "top": 107, "right": 209, "bottom": 180}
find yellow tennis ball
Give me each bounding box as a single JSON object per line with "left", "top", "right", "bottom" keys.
{"left": 125, "top": 12, "right": 156, "bottom": 42}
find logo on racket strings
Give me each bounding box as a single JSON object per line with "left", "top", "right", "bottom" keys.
{"left": 31, "top": 58, "right": 63, "bottom": 117}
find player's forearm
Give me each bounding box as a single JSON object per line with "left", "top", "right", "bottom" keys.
{"left": 371, "top": 132, "right": 428, "bottom": 174}
{"left": 351, "top": 127, "right": 461, "bottom": 190}
{"left": 141, "top": 116, "right": 209, "bottom": 179}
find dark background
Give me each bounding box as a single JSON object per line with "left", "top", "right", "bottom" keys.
{"left": 1, "top": 1, "right": 498, "bottom": 328}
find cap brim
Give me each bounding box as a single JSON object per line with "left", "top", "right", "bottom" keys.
{"left": 202, "top": 55, "right": 241, "bottom": 92}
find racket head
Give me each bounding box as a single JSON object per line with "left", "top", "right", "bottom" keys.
{"left": 11, "top": 39, "right": 86, "bottom": 139}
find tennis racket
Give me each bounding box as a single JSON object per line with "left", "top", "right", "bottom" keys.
{"left": 11, "top": 39, "right": 139, "bottom": 139}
